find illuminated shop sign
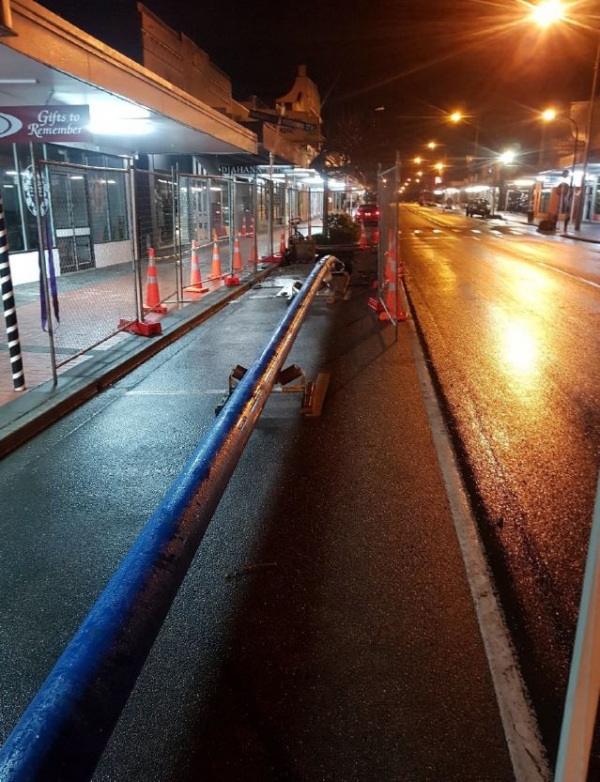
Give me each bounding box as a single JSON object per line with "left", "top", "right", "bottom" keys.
{"left": 0, "top": 105, "right": 91, "bottom": 143}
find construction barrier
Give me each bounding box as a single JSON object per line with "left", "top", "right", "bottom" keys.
{"left": 209, "top": 240, "right": 223, "bottom": 280}
{"left": 143, "top": 248, "right": 167, "bottom": 314}
{"left": 232, "top": 235, "right": 243, "bottom": 273}
{"left": 184, "top": 240, "right": 208, "bottom": 293}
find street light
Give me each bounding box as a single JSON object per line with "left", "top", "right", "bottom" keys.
{"left": 541, "top": 107, "right": 580, "bottom": 226}
{"left": 530, "top": 1, "right": 600, "bottom": 229}
{"left": 449, "top": 110, "right": 481, "bottom": 182}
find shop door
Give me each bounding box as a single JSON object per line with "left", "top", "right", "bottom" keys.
{"left": 50, "top": 170, "right": 95, "bottom": 273}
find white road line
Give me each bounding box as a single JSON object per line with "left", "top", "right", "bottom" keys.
{"left": 538, "top": 262, "right": 600, "bottom": 291}
{"left": 405, "top": 304, "right": 551, "bottom": 782}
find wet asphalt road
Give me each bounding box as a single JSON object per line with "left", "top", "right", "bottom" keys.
{"left": 400, "top": 204, "right": 600, "bottom": 771}
{"left": 0, "top": 265, "right": 515, "bottom": 781}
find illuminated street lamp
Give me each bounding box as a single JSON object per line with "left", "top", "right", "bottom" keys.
{"left": 449, "top": 110, "right": 481, "bottom": 181}
{"left": 530, "top": 1, "right": 600, "bottom": 229}
{"left": 541, "top": 107, "right": 580, "bottom": 225}
{"left": 530, "top": 0, "right": 565, "bottom": 27}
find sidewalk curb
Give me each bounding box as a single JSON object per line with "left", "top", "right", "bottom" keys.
{"left": 0, "top": 266, "right": 274, "bottom": 459}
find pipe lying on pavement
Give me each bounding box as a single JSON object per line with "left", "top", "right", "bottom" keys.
{"left": 0, "top": 256, "right": 338, "bottom": 782}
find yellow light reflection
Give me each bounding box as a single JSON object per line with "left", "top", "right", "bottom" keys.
{"left": 500, "top": 320, "right": 538, "bottom": 377}
{"left": 488, "top": 263, "right": 556, "bottom": 399}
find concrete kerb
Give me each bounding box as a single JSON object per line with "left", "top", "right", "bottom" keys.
{"left": 0, "top": 265, "right": 275, "bottom": 460}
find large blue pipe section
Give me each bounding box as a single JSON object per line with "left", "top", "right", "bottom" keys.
{"left": 0, "top": 257, "right": 335, "bottom": 782}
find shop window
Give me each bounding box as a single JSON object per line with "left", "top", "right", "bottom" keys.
{"left": 0, "top": 151, "right": 24, "bottom": 252}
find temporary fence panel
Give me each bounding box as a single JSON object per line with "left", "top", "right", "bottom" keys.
{"left": 38, "top": 159, "right": 137, "bottom": 368}
{"left": 377, "top": 162, "right": 401, "bottom": 324}
{"left": 257, "top": 178, "right": 276, "bottom": 259}
{"left": 232, "top": 178, "right": 257, "bottom": 274}
{"left": 134, "top": 168, "right": 179, "bottom": 309}
{"left": 179, "top": 173, "right": 224, "bottom": 290}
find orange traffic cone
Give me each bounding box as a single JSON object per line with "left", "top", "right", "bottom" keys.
{"left": 279, "top": 227, "right": 286, "bottom": 255}
{"left": 248, "top": 215, "right": 255, "bottom": 237}
{"left": 209, "top": 240, "right": 223, "bottom": 280}
{"left": 359, "top": 221, "right": 368, "bottom": 248}
{"left": 143, "top": 248, "right": 167, "bottom": 313}
{"left": 184, "top": 240, "right": 208, "bottom": 293}
{"left": 379, "top": 270, "right": 407, "bottom": 323}
{"left": 241, "top": 215, "right": 247, "bottom": 237}
{"left": 232, "top": 234, "right": 243, "bottom": 272}
{"left": 248, "top": 237, "right": 257, "bottom": 267}
{"left": 386, "top": 228, "right": 395, "bottom": 262}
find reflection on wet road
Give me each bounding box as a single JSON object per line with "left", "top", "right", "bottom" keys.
{"left": 401, "top": 204, "right": 600, "bottom": 768}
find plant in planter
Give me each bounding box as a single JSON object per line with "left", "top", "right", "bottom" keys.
{"left": 314, "top": 213, "right": 361, "bottom": 245}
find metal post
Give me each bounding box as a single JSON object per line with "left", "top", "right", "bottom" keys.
{"left": 267, "top": 176, "right": 274, "bottom": 258}
{"left": 173, "top": 165, "right": 183, "bottom": 301}
{"left": 0, "top": 256, "right": 337, "bottom": 782}
{"left": 229, "top": 179, "right": 235, "bottom": 274}
{"left": 575, "top": 36, "right": 600, "bottom": 231}
{"left": 30, "top": 145, "right": 57, "bottom": 387}
{"left": 252, "top": 173, "right": 259, "bottom": 270}
{"left": 128, "top": 164, "right": 143, "bottom": 322}
{"left": 394, "top": 153, "right": 401, "bottom": 332}
{"left": 554, "top": 466, "right": 600, "bottom": 782}
{"left": 0, "top": 191, "right": 26, "bottom": 391}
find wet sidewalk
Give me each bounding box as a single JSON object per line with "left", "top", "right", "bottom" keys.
{"left": 0, "top": 258, "right": 530, "bottom": 781}
{"left": 497, "top": 211, "right": 600, "bottom": 243}
{"left": 0, "top": 248, "right": 275, "bottom": 458}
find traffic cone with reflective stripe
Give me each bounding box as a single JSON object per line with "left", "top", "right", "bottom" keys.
{"left": 233, "top": 234, "right": 243, "bottom": 272}
{"left": 248, "top": 236, "right": 257, "bottom": 268}
{"left": 143, "top": 248, "right": 167, "bottom": 313}
{"left": 379, "top": 250, "right": 407, "bottom": 322}
{"left": 184, "top": 240, "right": 208, "bottom": 293}
{"left": 359, "top": 221, "right": 368, "bottom": 248}
{"left": 241, "top": 215, "right": 247, "bottom": 237}
{"left": 386, "top": 228, "right": 395, "bottom": 262}
{"left": 249, "top": 215, "right": 255, "bottom": 237}
{"left": 209, "top": 240, "right": 223, "bottom": 280}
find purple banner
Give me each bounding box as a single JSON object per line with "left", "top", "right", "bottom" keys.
{"left": 0, "top": 105, "right": 91, "bottom": 143}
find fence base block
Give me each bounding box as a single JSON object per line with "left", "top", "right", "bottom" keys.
{"left": 118, "top": 319, "right": 163, "bottom": 337}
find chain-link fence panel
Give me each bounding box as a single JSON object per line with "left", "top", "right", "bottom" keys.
{"left": 38, "top": 160, "right": 137, "bottom": 366}
{"left": 377, "top": 163, "right": 402, "bottom": 324}
{"left": 231, "top": 179, "right": 257, "bottom": 274}
{"left": 134, "top": 168, "right": 179, "bottom": 312}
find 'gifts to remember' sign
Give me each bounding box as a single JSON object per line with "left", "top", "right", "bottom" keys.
{"left": 0, "top": 105, "right": 91, "bottom": 143}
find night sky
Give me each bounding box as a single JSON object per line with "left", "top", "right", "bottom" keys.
{"left": 38, "top": 0, "right": 599, "bottom": 166}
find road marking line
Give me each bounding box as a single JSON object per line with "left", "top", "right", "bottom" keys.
{"left": 404, "top": 303, "right": 551, "bottom": 782}
{"left": 538, "top": 262, "right": 600, "bottom": 291}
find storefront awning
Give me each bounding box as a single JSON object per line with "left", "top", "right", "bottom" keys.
{"left": 0, "top": 0, "right": 257, "bottom": 157}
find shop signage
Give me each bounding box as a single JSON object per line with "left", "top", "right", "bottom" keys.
{"left": 0, "top": 105, "right": 91, "bottom": 143}
{"left": 22, "top": 165, "right": 49, "bottom": 217}
{"left": 219, "top": 165, "right": 259, "bottom": 176}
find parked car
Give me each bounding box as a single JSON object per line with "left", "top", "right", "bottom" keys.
{"left": 465, "top": 199, "right": 491, "bottom": 218}
{"left": 354, "top": 203, "right": 380, "bottom": 225}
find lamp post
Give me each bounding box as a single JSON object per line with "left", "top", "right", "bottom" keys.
{"left": 449, "top": 110, "right": 481, "bottom": 182}
{"left": 541, "top": 108, "right": 580, "bottom": 227}
{"left": 576, "top": 35, "right": 600, "bottom": 229}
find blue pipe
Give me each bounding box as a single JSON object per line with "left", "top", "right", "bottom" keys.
{"left": 0, "top": 257, "right": 333, "bottom": 782}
